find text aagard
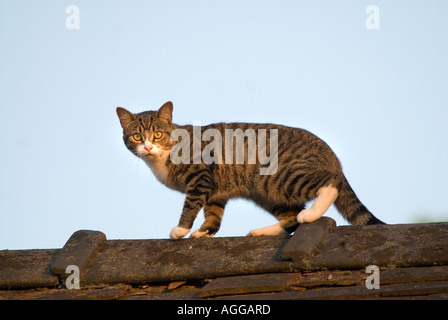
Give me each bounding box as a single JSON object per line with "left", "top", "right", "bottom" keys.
{"left": 221, "top": 304, "right": 270, "bottom": 315}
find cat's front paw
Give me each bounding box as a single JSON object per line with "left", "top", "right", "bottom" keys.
{"left": 169, "top": 226, "right": 191, "bottom": 239}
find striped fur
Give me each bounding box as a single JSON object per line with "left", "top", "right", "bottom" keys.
{"left": 117, "top": 102, "right": 384, "bottom": 239}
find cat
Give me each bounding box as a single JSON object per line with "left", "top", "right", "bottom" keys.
{"left": 116, "top": 101, "right": 385, "bottom": 239}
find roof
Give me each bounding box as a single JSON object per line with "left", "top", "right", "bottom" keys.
{"left": 1, "top": 217, "right": 447, "bottom": 300}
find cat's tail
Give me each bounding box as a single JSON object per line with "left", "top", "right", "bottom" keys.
{"left": 334, "top": 175, "right": 385, "bottom": 225}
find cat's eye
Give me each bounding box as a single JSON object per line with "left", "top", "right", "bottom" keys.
{"left": 132, "top": 133, "right": 142, "bottom": 141}
{"left": 154, "top": 131, "right": 163, "bottom": 139}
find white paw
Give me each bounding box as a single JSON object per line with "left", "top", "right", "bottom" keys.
{"left": 297, "top": 209, "right": 323, "bottom": 224}
{"left": 247, "top": 229, "right": 268, "bottom": 237}
{"left": 169, "top": 226, "right": 191, "bottom": 239}
{"left": 246, "top": 230, "right": 260, "bottom": 237}
{"left": 247, "top": 223, "right": 288, "bottom": 237}
{"left": 190, "top": 229, "right": 214, "bottom": 239}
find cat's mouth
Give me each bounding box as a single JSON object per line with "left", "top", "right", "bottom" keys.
{"left": 141, "top": 151, "right": 159, "bottom": 158}
{"left": 145, "top": 153, "right": 157, "bottom": 158}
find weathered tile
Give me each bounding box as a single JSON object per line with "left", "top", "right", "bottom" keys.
{"left": 198, "top": 273, "right": 300, "bottom": 298}
{"left": 167, "top": 280, "right": 187, "bottom": 291}
{"left": 313, "top": 222, "right": 448, "bottom": 269}
{"left": 281, "top": 217, "right": 336, "bottom": 269}
{"left": 380, "top": 266, "right": 448, "bottom": 285}
{"left": 0, "top": 249, "right": 60, "bottom": 289}
{"left": 291, "top": 269, "right": 366, "bottom": 288}
{"left": 81, "top": 236, "right": 292, "bottom": 286}
{"left": 0, "top": 285, "right": 131, "bottom": 300}
{"left": 50, "top": 230, "right": 106, "bottom": 278}
{"left": 380, "top": 281, "right": 448, "bottom": 298}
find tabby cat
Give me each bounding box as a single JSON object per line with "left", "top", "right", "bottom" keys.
{"left": 117, "top": 101, "right": 384, "bottom": 239}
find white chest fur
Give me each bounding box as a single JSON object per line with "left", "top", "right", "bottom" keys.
{"left": 142, "top": 155, "right": 170, "bottom": 187}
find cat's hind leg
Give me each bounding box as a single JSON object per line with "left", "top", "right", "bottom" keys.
{"left": 247, "top": 211, "right": 298, "bottom": 236}
{"left": 297, "top": 185, "right": 339, "bottom": 223}
{"left": 190, "top": 201, "right": 225, "bottom": 239}
{"left": 247, "top": 185, "right": 337, "bottom": 235}
{"left": 247, "top": 223, "right": 288, "bottom": 237}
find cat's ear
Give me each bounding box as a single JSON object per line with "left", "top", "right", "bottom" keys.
{"left": 156, "top": 101, "right": 173, "bottom": 124}
{"left": 116, "top": 107, "right": 135, "bottom": 128}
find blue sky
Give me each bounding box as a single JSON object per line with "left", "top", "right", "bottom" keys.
{"left": 1, "top": 0, "right": 447, "bottom": 249}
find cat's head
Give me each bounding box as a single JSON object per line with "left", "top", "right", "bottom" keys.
{"left": 116, "top": 101, "right": 176, "bottom": 160}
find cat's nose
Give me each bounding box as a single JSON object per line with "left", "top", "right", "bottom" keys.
{"left": 144, "top": 143, "right": 153, "bottom": 152}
